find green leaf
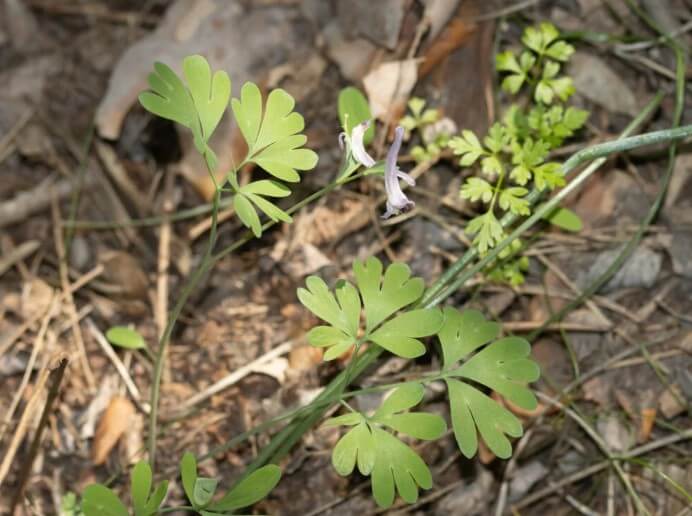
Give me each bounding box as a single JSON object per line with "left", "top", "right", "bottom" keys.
{"left": 182, "top": 55, "right": 231, "bottom": 149}
{"left": 234, "top": 194, "right": 262, "bottom": 237}
{"left": 82, "top": 485, "right": 129, "bottom": 516}
{"left": 408, "top": 97, "right": 426, "bottom": 118}
{"left": 331, "top": 421, "right": 375, "bottom": 476}
{"left": 253, "top": 134, "right": 318, "bottom": 183}
{"left": 372, "top": 383, "right": 424, "bottom": 418}
{"left": 207, "top": 465, "right": 282, "bottom": 512}
{"left": 368, "top": 309, "right": 443, "bottom": 358}
{"left": 545, "top": 40, "right": 575, "bottom": 61}
{"left": 378, "top": 413, "right": 447, "bottom": 440}
{"left": 106, "top": 326, "right": 146, "bottom": 350}
{"left": 533, "top": 162, "right": 565, "bottom": 191}
{"left": 563, "top": 106, "right": 589, "bottom": 130}
{"left": 354, "top": 257, "right": 425, "bottom": 332}
{"left": 452, "top": 336, "right": 540, "bottom": 409}
{"left": 448, "top": 130, "right": 485, "bottom": 167}
{"left": 446, "top": 378, "right": 523, "bottom": 458}
{"left": 502, "top": 74, "right": 526, "bottom": 95}
{"left": 521, "top": 25, "right": 544, "bottom": 54}
{"left": 180, "top": 452, "right": 198, "bottom": 506}
{"left": 438, "top": 308, "right": 501, "bottom": 368}
{"left": 240, "top": 180, "right": 291, "bottom": 197}
{"left": 495, "top": 51, "right": 521, "bottom": 73}
{"left": 499, "top": 187, "right": 530, "bottom": 215}
{"left": 139, "top": 61, "right": 197, "bottom": 133}
{"left": 324, "top": 412, "right": 364, "bottom": 427}
{"left": 232, "top": 81, "right": 262, "bottom": 146}
{"left": 131, "top": 461, "right": 152, "bottom": 516}
{"left": 466, "top": 212, "right": 504, "bottom": 254}
{"left": 541, "top": 205, "right": 583, "bottom": 232}
{"left": 481, "top": 155, "right": 503, "bottom": 178}
{"left": 143, "top": 481, "right": 168, "bottom": 515}
{"left": 370, "top": 428, "right": 432, "bottom": 508}
{"left": 298, "top": 277, "right": 360, "bottom": 336}
{"left": 232, "top": 82, "right": 318, "bottom": 181}
{"left": 338, "top": 86, "right": 374, "bottom": 143}
{"left": 484, "top": 123, "right": 508, "bottom": 154}
{"left": 193, "top": 477, "right": 218, "bottom": 507}
{"left": 138, "top": 56, "right": 230, "bottom": 170}
{"left": 235, "top": 180, "right": 293, "bottom": 233}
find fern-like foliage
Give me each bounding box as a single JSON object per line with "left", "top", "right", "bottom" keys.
{"left": 447, "top": 22, "right": 588, "bottom": 284}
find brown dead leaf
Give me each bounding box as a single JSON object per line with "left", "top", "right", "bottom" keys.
{"left": 288, "top": 345, "right": 323, "bottom": 372}
{"left": 21, "top": 277, "right": 53, "bottom": 319}
{"left": 363, "top": 59, "right": 419, "bottom": 123}
{"left": 292, "top": 198, "right": 371, "bottom": 248}
{"left": 99, "top": 250, "right": 149, "bottom": 299}
{"left": 92, "top": 396, "right": 135, "bottom": 465}
{"left": 638, "top": 408, "right": 656, "bottom": 443}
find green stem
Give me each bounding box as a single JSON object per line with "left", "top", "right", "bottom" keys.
{"left": 147, "top": 170, "right": 368, "bottom": 468}
{"left": 148, "top": 187, "right": 222, "bottom": 469}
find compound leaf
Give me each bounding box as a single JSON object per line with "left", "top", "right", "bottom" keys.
{"left": 460, "top": 177, "right": 493, "bottom": 204}
{"left": 449, "top": 130, "right": 486, "bottom": 167}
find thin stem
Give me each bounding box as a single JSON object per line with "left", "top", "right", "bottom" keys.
{"left": 147, "top": 187, "right": 222, "bottom": 469}
{"left": 147, "top": 170, "right": 368, "bottom": 468}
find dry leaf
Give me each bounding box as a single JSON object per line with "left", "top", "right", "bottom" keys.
{"left": 288, "top": 345, "right": 323, "bottom": 372}
{"left": 21, "top": 277, "right": 53, "bottom": 319}
{"left": 92, "top": 396, "right": 135, "bottom": 465}
{"left": 363, "top": 59, "right": 418, "bottom": 123}
{"left": 638, "top": 408, "right": 656, "bottom": 443}
{"left": 99, "top": 250, "right": 149, "bottom": 299}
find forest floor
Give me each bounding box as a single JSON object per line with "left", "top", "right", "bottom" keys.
{"left": 0, "top": 0, "right": 691, "bottom": 514}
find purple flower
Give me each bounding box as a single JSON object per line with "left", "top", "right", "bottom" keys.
{"left": 382, "top": 126, "right": 415, "bottom": 219}
{"left": 348, "top": 120, "right": 376, "bottom": 168}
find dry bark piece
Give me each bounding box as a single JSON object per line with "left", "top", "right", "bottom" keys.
{"left": 91, "top": 395, "right": 135, "bottom": 465}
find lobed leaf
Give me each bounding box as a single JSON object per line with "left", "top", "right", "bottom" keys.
{"left": 370, "top": 428, "right": 432, "bottom": 508}
{"left": 368, "top": 309, "right": 443, "bottom": 358}
{"left": 438, "top": 308, "right": 501, "bottom": 368}
{"left": 354, "top": 257, "right": 425, "bottom": 332}
{"left": 207, "top": 464, "right": 282, "bottom": 512}
{"left": 453, "top": 336, "right": 540, "bottom": 410}
{"left": 446, "top": 378, "right": 523, "bottom": 459}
